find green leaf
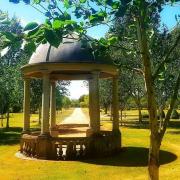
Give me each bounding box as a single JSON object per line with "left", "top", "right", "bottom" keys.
{"left": 24, "top": 22, "right": 39, "bottom": 31}
{"left": 112, "top": 1, "right": 120, "bottom": 9}
{"left": 24, "top": 41, "right": 36, "bottom": 55}
{"left": 35, "top": 36, "right": 44, "bottom": 44}
{"left": 108, "top": 36, "right": 118, "bottom": 45}
{"left": 44, "top": 29, "right": 60, "bottom": 48}
{"left": 99, "top": 37, "right": 108, "bottom": 47}
{"left": 33, "top": 0, "right": 41, "bottom": 4}
{"left": 52, "top": 19, "right": 64, "bottom": 30}
{"left": 80, "top": 0, "right": 86, "bottom": 3}
{"left": 89, "top": 11, "right": 107, "bottom": 24}
{"left": 65, "top": 20, "right": 76, "bottom": 25}
{"left": 64, "top": 0, "right": 70, "bottom": 9}
{"left": 27, "top": 26, "right": 40, "bottom": 37}
{"left": 64, "top": 12, "right": 71, "bottom": 20}
{"left": 45, "top": 19, "right": 52, "bottom": 28}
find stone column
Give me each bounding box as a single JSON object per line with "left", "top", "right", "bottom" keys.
{"left": 87, "top": 71, "right": 100, "bottom": 135}
{"left": 112, "top": 76, "right": 120, "bottom": 133}
{"left": 88, "top": 78, "right": 93, "bottom": 129}
{"left": 23, "top": 77, "right": 30, "bottom": 133}
{"left": 50, "top": 81, "right": 56, "bottom": 129}
{"left": 41, "top": 72, "right": 50, "bottom": 136}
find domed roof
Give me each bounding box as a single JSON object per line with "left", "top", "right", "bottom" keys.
{"left": 29, "top": 34, "right": 113, "bottom": 65}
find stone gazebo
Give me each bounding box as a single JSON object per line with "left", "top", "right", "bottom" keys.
{"left": 20, "top": 35, "right": 121, "bottom": 160}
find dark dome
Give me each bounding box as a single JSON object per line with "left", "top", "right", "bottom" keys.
{"left": 29, "top": 34, "right": 113, "bottom": 65}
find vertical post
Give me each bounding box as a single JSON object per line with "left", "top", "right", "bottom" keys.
{"left": 23, "top": 77, "right": 30, "bottom": 133}
{"left": 50, "top": 81, "right": 56, "bottom": 129}
{"left": 87, "top": 71, "right": 100, "bottom": 135}
{"left": 112, "top": 76, "right": 120, "bottom": 133}
{"left": 88, "top": 78, "right": 93, "bottom": 129}
{"left": 41, "top": 72, "right": 50, "bottom": 136}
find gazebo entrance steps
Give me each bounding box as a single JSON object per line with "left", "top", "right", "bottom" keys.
{"left": 51, "top": 124, "right": 89, "bottom": 137}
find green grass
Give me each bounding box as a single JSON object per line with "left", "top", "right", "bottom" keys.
{"left": 0, "top": 109, "right": 180, "bottom": 180}
{"left": 0, "top": 108, "right": 74, "bottom": 129}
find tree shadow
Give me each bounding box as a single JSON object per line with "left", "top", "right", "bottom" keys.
{"left": 168, "top": 121, "right": 180, "bottom": 129}
{"left": 119, "top": 119, "right": 180, "bottom": 130}
{"left": 120, "top": 121, "right": 149, "bottom": 129}
{"left": 0, "top": 127, "right": 22, "bottom": 145}
{"left": 81, "top": 147, "right": 177, "bottom": 167}
{"left": 167, "top": 130, "right": 180, "bottom": 134}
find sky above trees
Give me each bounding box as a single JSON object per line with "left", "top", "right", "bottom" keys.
{"left": 0, "top": 1, "right": 179, "bottom": 99}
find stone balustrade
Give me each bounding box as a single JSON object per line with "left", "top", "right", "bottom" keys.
{"left": 20, "top": 131, "right": 121, "bottom": 160}
{"left": 20, "top": 134, "right": 38, "bottom": 157}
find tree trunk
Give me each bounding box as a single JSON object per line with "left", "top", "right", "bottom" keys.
{"left": 6, "top": 110, "right": 10, "bottom": 129}
{"left": 148, "top": 135, "right": 160, "bottom": 180}
{"left": 136, "top": 16, "right": 160, "bottom": 180}
{"left": 134, "top": 97, "right": 143, "bottom": 123}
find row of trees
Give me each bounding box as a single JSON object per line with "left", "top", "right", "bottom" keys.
{"left": 0, "top": 11, "right": 26, "bottom": 128}
{"left": 99, "top": 24, "right": 180, "bottom": 121}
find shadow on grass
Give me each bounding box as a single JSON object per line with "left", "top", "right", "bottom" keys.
{"left": 168, "top": 121, "right": 180, "bottom": 129}
{"left": 118, "top": 119, "right": 180, "bottom": 130}
{"left": 81, "top": 147, "right": 177, "bottom": 167}
{"left": 0, "top": 127, "right": 22, "bottom": 145}
{"left": 167, "top": 130, "right": 180, "bottom": 134}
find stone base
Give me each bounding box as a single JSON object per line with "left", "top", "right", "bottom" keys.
{"left": 36, "top": 135, "right": 53, "bottom": 160}
{"left": 20, "top": 130, "right": 121, "bottom": 160}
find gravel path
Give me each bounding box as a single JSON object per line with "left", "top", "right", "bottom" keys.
{"left": 61, "top": 108, "right": 89, "bottom": 124}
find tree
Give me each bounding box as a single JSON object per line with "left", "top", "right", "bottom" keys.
{"left": 0, "top": 11, "right": 28, "bottom": 128}
{"left": 79, "top": 94, "right": 89, "bottom": 108}
{"left": 99, "top": 79, "right": 112, "bottom": 114}
{"left": 30, "top": 80, "right": 70, "bottom": 123}
{"left": 56, "top": 81, "right": 71, "bottom": 110}
{"left": 121, "top": 69, "right": 145, "bottom": 122}
{"left": 5, "top": 1, "right": 180, "bottom": 179}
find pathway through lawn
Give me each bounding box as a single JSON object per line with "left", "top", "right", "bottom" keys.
{"left": 61, "top": 108, "right": 89, "bottom": 124}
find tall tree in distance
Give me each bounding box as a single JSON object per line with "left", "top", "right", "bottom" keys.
{"left": 0, "top": 11, "right": 28, "bottom": 128}
{"left": 99, "top": 79, "right": 112, "bottom": 114}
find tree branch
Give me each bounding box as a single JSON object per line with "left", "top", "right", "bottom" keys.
{"left": 153, "top": 34, "right": 180, "bottom": 80}
{"left": 159, "top": 72, "right": 180, "bottom": 141}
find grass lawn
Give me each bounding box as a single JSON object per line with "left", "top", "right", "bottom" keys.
{"left": 0, "top": 109, "right": 180, "bottom": 180}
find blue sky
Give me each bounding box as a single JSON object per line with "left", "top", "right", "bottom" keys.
{"left": 0, "top": 1, "right": 179, "bottom": 99}
{"left": 0, "top": 1, "right": 179, "bottom": 37}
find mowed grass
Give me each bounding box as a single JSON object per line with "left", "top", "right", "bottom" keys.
{"left": 0, "top": 109, "right": 180, "bottom": 180}
{"left": 0, "top": 108, "right": 74, "bottom": 129}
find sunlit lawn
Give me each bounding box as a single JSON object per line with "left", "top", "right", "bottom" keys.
{"left": 0, "top": 109, "right": 180, "bottom": 180}
{"left": 0, "top": 108, "right": 74, "bottom": 129}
